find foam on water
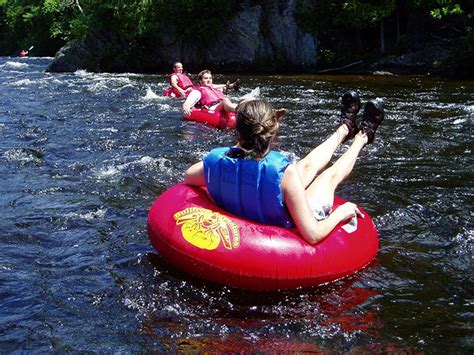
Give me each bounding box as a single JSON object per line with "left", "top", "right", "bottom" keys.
{"left": 2, "top": 148, "right": 43, "bottom": 164}
{"left": 1, "top": 56, "right": 473, "bottom": 353}
{"left": 238, "top": 87, "right": 261, "bottom": 100}
{"left": 63, "top": 208, "right": 107, "bottom": 222}
{"left": 96, "top": 127, "right": 119, "bottom": 133}
{"left": 453, "top": 118, "right": 467, "bottom": 124}
{"left": 74, "top": 69, "right": 92, "bottom": 77}
{"left": 93, "top": 155, "right": 172, "bottom": 180}
{"left": 453, "top": 228, "right": 474, "bottom": 256}
{"left": 11, "top": 79, "right": 34, "bottom": 86}
{"left": 95, "top": 165, "right": 121, "bottom": 179}
{"left": 0, "top": 61, "right": 29, "bottom": 70}
{"left": 87, "top": 80, "right": 109, "bottom": 92}
{"left": 143, "top": 86, "right": 160, "bottom": 100}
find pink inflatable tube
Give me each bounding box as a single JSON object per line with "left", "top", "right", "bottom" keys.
{"left": 148, "top": 183, "right": 379, "bottom": 291}
{"left": 163, "top": 87, "right": 193, "bottom": 98}
{"left": 183, "top": 108, "right": 236, "bottom": 129}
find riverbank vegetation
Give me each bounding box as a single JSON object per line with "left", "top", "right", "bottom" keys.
{"left": 295, "top": 0, "right": 473, "bottom": 77}
{"left": 0, "top": 0, "right": 472, "bottom": 77}
{"left": 0, "top": 0, "right": 236, "bottom": 56}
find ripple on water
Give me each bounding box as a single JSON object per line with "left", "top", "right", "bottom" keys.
{"left": 10, "top": 79, "right": 34, "bottom": 86}
{"left": 123, "top": 256, "right": 388, "bottom": 352}
{"left": 0, "top": 61, "right": 29, "bottom": 70}
{"left": 2, "top": 147, "right": 44, "bottom": 164}
{"left": 92, "top": 156, "right": 173, "bottom": 181}
{"left": 1, "top": 59, "right": 473, "bottom": 352}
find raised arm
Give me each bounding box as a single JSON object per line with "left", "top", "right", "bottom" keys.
{"left": 282, "top": 164, "right": 362, "bottom": 245}
{"left": 184, "top": 161, "right": 205, "bottom": 186}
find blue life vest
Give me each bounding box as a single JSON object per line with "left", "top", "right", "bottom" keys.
{"left": 203, "top": 147, "right": 294, "bottom": 228}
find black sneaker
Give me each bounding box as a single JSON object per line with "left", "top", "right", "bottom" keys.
{"left": 224, "top": 81, "right": 231, "bottom": 95}
{"left": 360, "top": 98, "right": 385, "bottom": 144}
{"left": 340, "top": 90, "right": 361, "bottom": 143}
{"left": 233, "top": 79, "right": 241, "bottom": 92}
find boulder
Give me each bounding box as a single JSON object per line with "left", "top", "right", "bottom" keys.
{"left": 46, "top": 40, "right": 88, "bottom": 73}
{"left": 206, "top": 1, "right": 316, "bottom": 71}
{"left": 47, "top": 0, "right": 317, "bottom": 73}
{"left": 371, "top": 45, "right": 450, "bottom": 74}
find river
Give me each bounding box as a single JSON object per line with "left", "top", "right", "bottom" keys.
{"left": 0, "top": 56, "right": 472, "bottom": 352}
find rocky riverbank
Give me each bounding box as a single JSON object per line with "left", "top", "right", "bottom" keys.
{"left": 46, "top": 0, "right": 472, "bottom": 78}
{"left": 47, "top": 1, "right": 316, "bottom": 74}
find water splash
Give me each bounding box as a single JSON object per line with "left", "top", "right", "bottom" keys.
{"left": 238, "top": 87, "right": 260, "bottom": 101}
{"left": 144, "top": 86, "right": 160, "bottom": 100}
{"left": 0, "top": 61, "right": 29, "bottom": 70}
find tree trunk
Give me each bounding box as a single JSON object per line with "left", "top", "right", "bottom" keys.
{"left": 396, "top": 11, "right": 400, "bottom": 42}
{"left": 356, "top": 28, "right": 362, "bottom": 52}
{"left": 380, "top": 18, "right": 385, "bottom": 53}
{"left": 74, "top": 0, "right": 84, "bottom": 15}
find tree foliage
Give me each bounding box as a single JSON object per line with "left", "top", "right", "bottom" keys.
{"left": 0, "top": 0, "right": 471, "bottom": 76}
{"left": 0, "top": 0, "right": 236, "bottom": 55}
{"left": 295, "top": 0, "right": 472, "bottom": 68}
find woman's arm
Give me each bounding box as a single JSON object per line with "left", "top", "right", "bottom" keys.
{"left": 184, "top": 161, "right": 205, "bottom": 186}
{"left": 282, "top": 164, "right": 362, "bottom": 245}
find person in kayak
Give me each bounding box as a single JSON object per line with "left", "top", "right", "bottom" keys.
{"left": 183, "top": 93, "right": 385, "bottom": 244}
{"left": 182, "top": 69, "right": 240, "bottom": 116}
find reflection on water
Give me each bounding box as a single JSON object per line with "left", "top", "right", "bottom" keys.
{"left": 0, "top": 57, "right": 472, "bottom": 353}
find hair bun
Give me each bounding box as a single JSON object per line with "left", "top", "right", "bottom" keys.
{"left": 236, "top": 99, "right": 280, "bottom": 159}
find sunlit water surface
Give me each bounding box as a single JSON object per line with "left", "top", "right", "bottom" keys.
{"left": 0, "top": 57, "right": 472, "bottom": 352}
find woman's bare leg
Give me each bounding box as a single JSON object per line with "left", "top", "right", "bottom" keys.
{"left": 296, "top": 124, "right": 349, "bottom": 188}
{"left": 305, "top": 131, "right": 368, "bottom": 204}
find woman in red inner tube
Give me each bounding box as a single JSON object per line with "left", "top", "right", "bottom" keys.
{"left": 183, "top": 94, "right": 385, "bottom": 244}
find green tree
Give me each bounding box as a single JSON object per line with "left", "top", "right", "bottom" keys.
{"left": 296, "top": 0, "right": 471, "bottom": 69}
{"left": 0, "top": 0, "right": 236, "bottom": 56}
{"left": 0, "top": 0, "right": 79, "bottom": 54}
{"left": 296, "top": 1, "right": 396, "bottom": 65}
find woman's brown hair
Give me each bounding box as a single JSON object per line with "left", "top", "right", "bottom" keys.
{"left": 236, "top": 99, "right": 285, "bottom": 159}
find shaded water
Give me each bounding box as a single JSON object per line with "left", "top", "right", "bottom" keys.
{"left": 0, "top": 57, "right": 472, "bottom": 352}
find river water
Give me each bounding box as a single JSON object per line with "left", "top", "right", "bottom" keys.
{"left": 0, "top": 57, "right": 472, "bottom": 352}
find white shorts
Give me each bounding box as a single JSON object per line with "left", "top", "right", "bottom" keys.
{"left": 309, "top": 197, "right": 358, "bottom": 233}
{"left": 308, "top": 198, "right": 333, "bottom": 221}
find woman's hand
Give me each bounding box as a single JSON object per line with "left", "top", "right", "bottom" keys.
{"left": 332, "top": 202, "right": 364, "bottom": 223}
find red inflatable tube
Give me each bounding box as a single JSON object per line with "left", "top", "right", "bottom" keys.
{"left": 148, "top": 183, "right": 379, "bottom": 291}
{"left": 183, "top": 108, "right": 236, "bottom": 129}
{"left": 163, "top": 87, "right": 193, "bottom": 98}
